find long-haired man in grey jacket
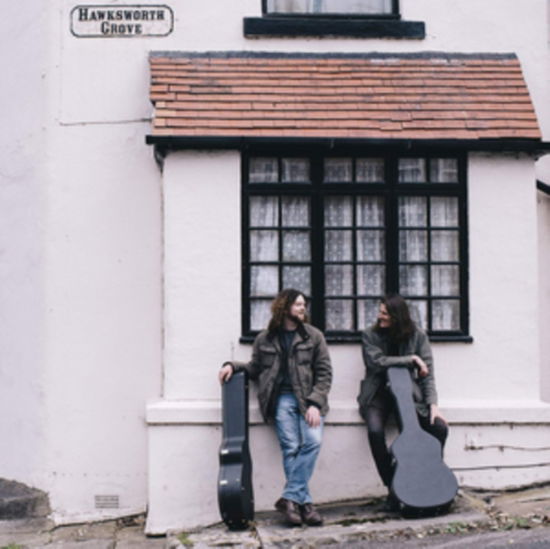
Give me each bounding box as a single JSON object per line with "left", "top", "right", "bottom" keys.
{"left": 219, "top": 288, "right": 332, "bottom": 527}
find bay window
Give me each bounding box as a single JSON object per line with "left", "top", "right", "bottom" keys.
{"left": 243, "top": 151, "right": 468, "bottom": 341}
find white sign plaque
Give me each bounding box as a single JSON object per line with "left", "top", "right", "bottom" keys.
{"left": 71, "top": 4, "right": 174, "bottom": 37}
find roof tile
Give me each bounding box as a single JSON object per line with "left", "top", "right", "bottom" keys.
{"left": 149, "top": 53, "right": 541, "bottom": 141}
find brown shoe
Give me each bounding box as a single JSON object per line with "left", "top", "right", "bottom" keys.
{"left": 300, "top": 502, "right": 323, "bottom": 526}
{"left": 275, "top": 497, "right": 302, "bottom": 526}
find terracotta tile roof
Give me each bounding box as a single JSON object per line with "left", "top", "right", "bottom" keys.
{"left": 148, "top": 52, "right": 541, "bottom": 141}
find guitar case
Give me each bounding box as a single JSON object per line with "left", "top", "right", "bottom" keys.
{"left": 387, "top": 366, "right": 458, "bottom": 517}
{"left": 217, "top": 370, "right": 254, "bottom": 530}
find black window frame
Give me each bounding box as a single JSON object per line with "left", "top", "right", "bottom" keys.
{"left": 241, "top": 147, "right": 470, "bottom": 344}
{"left": 244, "top": 0, "right": 425, "bottom": 39}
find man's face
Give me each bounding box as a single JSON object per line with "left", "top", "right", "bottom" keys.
{"left": 287, "top": 294, "right": 306, "bottom": 323}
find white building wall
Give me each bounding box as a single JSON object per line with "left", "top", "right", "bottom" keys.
{"left": 2, "top": 0, "right": 549, "bottom": 529}
{"left": 1, "top": 0, "right": 163, "bottom": 522}
{"left": 0, "top": 1, "right": 50, "bottom": 490}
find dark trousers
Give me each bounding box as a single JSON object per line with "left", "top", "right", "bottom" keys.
{"left": 365, "top": 388, "right": 448, "bottom": 488}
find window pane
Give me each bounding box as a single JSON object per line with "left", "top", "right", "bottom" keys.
{"left": 358, "top": 299, "right": 379, "bottom": 330}
{"left": 249, "top": 157, "right": 278, "bottom": 183}
{"left": 399, "top": 230, "right": 428, "bottom": 262}
{"left": 324, "top": 158, "right": 352, "bottom": 182}
{"left": 408, "top": 299, "right": 427, "bottom": 330}
{"left": 430, "top": 158, "right": 458, "bottom": 183}
{"left": 250, "top": 196, "right": 278, "bottom": 226}
{"left": 282, "top": 158, "right": 310, "bottom": 183}
{"left": 399, "top": 265, "right": 428, "bottom": 296}
{"left": 250, "top": 266, "right": 279, "bottom": 296}
{"left": 250, "top": 230, "right": 278, "bottom": 261}
{"left": 356, "top": 230, "right": 385, "bottom": 261}
{"left": 266, "top": 0, "right": 392, "bottom": 14}
{"left": 245, "top": 153, "right": 465, "bottom": 336}
{"left": 250, "top": 299, "right": 272, "bottom": 331}
{"left": 357, "top": 265, "right": 385, "bottom": 296}
{"left": 432, "top": 300, "right": 460, "bottom": 330}
{"left": 325, "top": 230, "right": 352, "bottom": 261}
{"left": 431, "top": 230, "right": 459, "bottom": 261}
{"left": 325, "top": 299, "right": 353, "bottom": 331}
{"left": 356, "top": 196, "right": 384, "bottom": 226}
{"left": 283, "top": 266, "right": 311, "bottom": 295}
{"left": 399, "top": 196, "right": 427, "bottom": 227}
{"left": 398, "top": 158, "right": 426, "bottom": 183}
{"left": 356, "top": 158, "right": 384, "bottom": 183}
{"left": 430, "top": 197, "right": 458, "bottom": 227}
{"left": 431, "top": 265, "right": 460, "bottom": 296}
{"left": 325, "top": 265, "right": 353, "bottom": 295}
{"left": 282, "top": 196, "right": 310, "bottom": 226}
{"left": 283, "top": 230, "right": 311, "bottom": 261}
{"left": 325, "top": 196, "right": 353, "bottom": 227}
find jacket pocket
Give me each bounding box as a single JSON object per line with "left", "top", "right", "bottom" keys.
{"left": 295, "top": 342, "right": 314, "bottom": 364}
{"left": 258, "top": 346, "right": 277, "bottom": 368}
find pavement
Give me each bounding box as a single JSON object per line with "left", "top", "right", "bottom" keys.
{"left": 2, "top": 485, "right": 550, "bottom": 548}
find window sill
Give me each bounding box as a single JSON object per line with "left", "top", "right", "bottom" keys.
{"left": 240, "top": 334, "right": 473, "bottom": 345}
{"left": 243, "top": 16, "right": 425, "bottom": 39}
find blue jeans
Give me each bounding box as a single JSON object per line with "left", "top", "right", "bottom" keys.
{"left": 274, "top": 392, "right": 324, "bottom": 505}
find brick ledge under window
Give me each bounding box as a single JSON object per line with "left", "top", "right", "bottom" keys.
{"left": 243, "top": 16, "right": 425, "bottom": 39}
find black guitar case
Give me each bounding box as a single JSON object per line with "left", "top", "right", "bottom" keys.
{"left": 387, "top": 366, "right": 458, "bottom": 517}
{"left": 217, "top": 370, "right": 254, "bottom": 530}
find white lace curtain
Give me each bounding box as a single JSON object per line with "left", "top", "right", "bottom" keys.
{"left": 266, "top": 0, "right": 392, "bottom": 14}
{"left": 249, "top": 195, "right": 312, "bottom": 330}
{"left": 249, "top": 191, "right": 460, "bottom": 331}
{"left": 398, "top": 196, "right": 460, "bottom": 330}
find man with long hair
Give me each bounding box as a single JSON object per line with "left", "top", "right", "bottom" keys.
{"left": 357, "top": 294, "right": 448, "bottom": 509}
{"left": 219, "top": 288, "right": 332, "bottom": 526}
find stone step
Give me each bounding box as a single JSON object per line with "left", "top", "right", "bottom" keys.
{"left": 0, "top": 479, "right": 50, "bottom": 520}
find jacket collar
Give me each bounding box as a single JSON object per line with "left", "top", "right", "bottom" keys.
{"left": 267, "top": 322, "right": 310, "bottom": 344}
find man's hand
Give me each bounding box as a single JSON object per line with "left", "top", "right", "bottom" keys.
{"left": 218, "top": 364, "right": 233, "bottom": 384}
{"left": 412, "top": 355, "right": 429, "bottom": 377}
{"left": 430, "top": 403, "right": 447, "bottom": 425}
{"left": 305, "top": 405, "right": 321, "bottom": 428}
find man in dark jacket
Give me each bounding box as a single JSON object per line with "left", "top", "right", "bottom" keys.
{"left": 219, "top": 288, "right": 332, "bottom": 526}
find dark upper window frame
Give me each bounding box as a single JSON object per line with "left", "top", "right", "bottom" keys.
{"left": 241, "top": 147, "right": 470, "bottom": 344}
{"left": 244, "top": 0, "right": 425, "bottom": 39}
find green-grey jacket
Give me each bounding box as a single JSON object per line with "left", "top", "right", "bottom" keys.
{"left": 230, "top": 323, "right": 332, "bottom": 422}
{"left": 357, "top": 327, "right": 438, "bottom": 417}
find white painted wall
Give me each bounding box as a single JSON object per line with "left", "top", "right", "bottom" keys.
{"left": 0, "top": 1, "right": 50, "bottom": 491}
{"left": 1, "top": 0, "right": 163, "bottom": 522}
{"left": 2, "top": 0, "right": 550, "bottom": 528}
{"left": 437, "top": 154, "right": 541, "bottom": 402}
{"left": 163, "top": 152, "right": 242, "bottom": 400}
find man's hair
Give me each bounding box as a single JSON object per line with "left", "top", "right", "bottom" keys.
{"left": 268, "top": 288, "right": 308, "bottom": 334}
{"left": 375, "top": 293, "right": 417, "bottom": 343}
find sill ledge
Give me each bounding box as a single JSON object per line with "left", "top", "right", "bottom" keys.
{"left": 244, "top": 16, "right": 426, "bottom": 39}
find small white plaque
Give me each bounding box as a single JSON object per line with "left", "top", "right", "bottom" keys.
{"left": 71, "top": 4, "right": 173, "bottom": 37}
